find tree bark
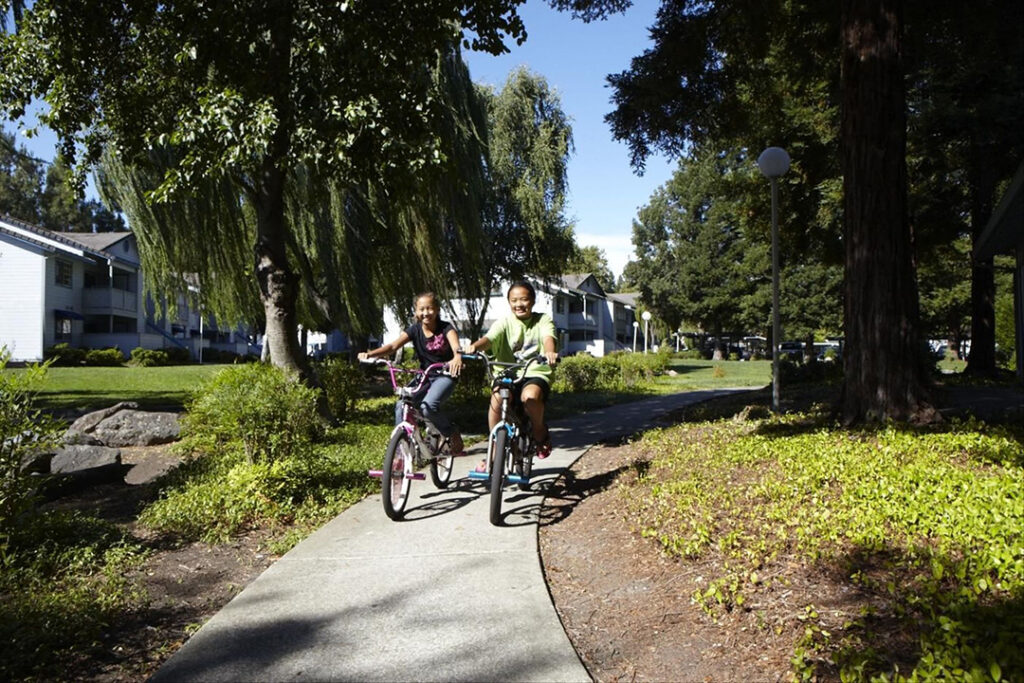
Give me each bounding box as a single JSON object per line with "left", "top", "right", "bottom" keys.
{"left": 253, "top": 0, "right": 309, "bottom": 382}
{"left": 966, "top": 155, "right": 998, "bottom": 375}
{"left": 839, "top": 0, "right": 933, "bottom": 423}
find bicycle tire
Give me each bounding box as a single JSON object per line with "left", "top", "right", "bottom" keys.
{"left": 489, "top": 428, "right": 508, "bottom": 526}
{"left": 429, "top": 433, "right": 454, "bottom": 488}
{"left": 382, "top": 430, "right": 413, "bottom": 520}
{"left": 516, "top": 435, "right": 533, "bottom": 490}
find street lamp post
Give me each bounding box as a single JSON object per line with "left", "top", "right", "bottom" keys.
{"left": 632, "top": 320, "right": 639, "bottom": 352}
{"left": 757, "top": 146, "right": 790, "bottom": 413}
{"left": 642, "top": 310, "right": 652, "bottom": 354}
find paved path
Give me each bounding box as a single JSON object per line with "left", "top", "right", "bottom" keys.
{"left": 152, "top": 388, "right": 755, "bottom": 682}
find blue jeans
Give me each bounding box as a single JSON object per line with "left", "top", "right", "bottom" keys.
{"left": 394, "top": 374, "right": 457, "bottom": 436}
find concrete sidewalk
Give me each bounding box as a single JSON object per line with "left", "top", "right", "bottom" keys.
{"left": 152, "top": 388, "right": 754, "bottom": 682}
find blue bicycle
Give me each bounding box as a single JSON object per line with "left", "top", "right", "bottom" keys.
{"left": 462, "top": 351, "right": 548, "bottom": 525}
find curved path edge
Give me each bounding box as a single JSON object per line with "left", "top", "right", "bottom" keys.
{"left": 152, "top": 387, "right": 757, "bottom": 682}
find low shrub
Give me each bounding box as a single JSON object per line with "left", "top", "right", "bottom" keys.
{"left": 165, "top": 346, "right": 193, "bottom": 364}
{"left": 129, "top": 347, "right": 170, "bottom": 367}
{"left": 180, "top": 363, "right": 322, "bottom": 464}
{"left": 552, "top": 351, "right": 669, "bottom": 393}
{"left": 454, "top": 357, "right": 489, "bottom": 401}
{"left": 316, "top": 357, "right": 363, "bottom": 423}
{"left": 0, "top": 349, "right": 64, "bottom": 538}
{"left": 84, "top": 348, "right": 125, "bottom": 366}
{"left": 44, "top": 343, "right": 86, "bottom": 366}
{"left": 678, "top": 348, "right": 707, "bottom": 360}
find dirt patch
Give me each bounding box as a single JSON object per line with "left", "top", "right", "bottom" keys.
{"left": 540, "top": 440, "right": 797, "bottom": 682}
{"left": 40, "top": 446, "right": 280, "bottom": 681}
{"left": 81, "top": 528, "right": 279, "bottom": 681}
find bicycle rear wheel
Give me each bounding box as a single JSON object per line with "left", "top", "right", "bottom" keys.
{"left": 489, "top": 428, "right": 508, "bottom": 526}
{"left": 382, "top": 430, "right": 414, "bottom": 520}
{"left": 429, "top": 433, "right": 454, "bottom": 488}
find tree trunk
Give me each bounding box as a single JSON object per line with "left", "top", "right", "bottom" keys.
{"left": 254, "top": 160, "right": 307, "bottom": 379}
{"left": 966, "top": 156, "right": 998, "bottom": 375}
{"left": 253, "top": 0, "right": 309, "bottom": 382}
{"left": 839, "top": 0, "right": 933, "bottom": 423}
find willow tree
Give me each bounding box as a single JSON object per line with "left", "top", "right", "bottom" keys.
{"left": 453, "top": 67, "right": 576, "bottom": 339}
{"left": 97, "top": 51, "right": 490, "bottom": 350}
{"left": 0, "top": 0, "right": 526, "bottom": 378}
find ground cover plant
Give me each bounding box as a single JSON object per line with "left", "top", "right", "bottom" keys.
{"left": 0, "top": 350, "right": 151, "bottom": 680}
{"left": 619, "top": 411, "right": 1024, "bottom": 680}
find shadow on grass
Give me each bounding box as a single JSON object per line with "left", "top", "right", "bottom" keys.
{"left": 817, "top": 544, "right": 1024, "bottom": 679}
{"left": 38, "top": 390, "right": 190, "bottom": 416}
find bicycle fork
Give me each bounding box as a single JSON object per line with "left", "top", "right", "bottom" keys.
{"left": 368, "top": 423, "right": 427, "bottom": 481}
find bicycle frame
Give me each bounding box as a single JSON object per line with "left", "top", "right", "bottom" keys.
{"left": 362, "top": 358, "right": 457, "bottom": 519}
{"left": 465, "top": 352, "right": 546, "bottom": 479}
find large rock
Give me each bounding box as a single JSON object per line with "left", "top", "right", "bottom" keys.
{"left": 92, "top": 410, "right": 181, "bottom": 446}
{"left": 51, "top": 444, "right": 122, "bottom": 473}
{"left": 66, "top": 401, "right": 139, "bottom": 435}
{"left": 43, "top": 445, "right": 129, "bottom": 500}
{"left": 65, "top": 405, "right": 181, "bottom": 447}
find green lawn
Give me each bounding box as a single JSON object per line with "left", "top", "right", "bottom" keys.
{"left": 14, "top": 358, "right": 772, "bottom": 420}
{"left": 15, "top": 364, "right": 230, "bottom": 413}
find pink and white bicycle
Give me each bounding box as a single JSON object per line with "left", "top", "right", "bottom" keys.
{"left": 361, "top": 358, "right": 461, "bottom": 520}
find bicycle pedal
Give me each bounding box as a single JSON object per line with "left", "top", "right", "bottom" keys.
{"left": 407, "top": 472, "right": 426, "bottom": 480}
{"left": 507, "top": 474, "right": 528, "bottom": 485}
{"left": 368, "top": 470, "right": 383, "bottom": 478}
{"left": 467, "top": 470, "right": 490, "bottom": 480}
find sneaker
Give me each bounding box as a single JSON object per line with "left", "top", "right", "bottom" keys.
{"left": 474, "top": 460, "right": 488, "bottom": 473}
{"left": 448, "top": 431, "right": 466, "bottom": 457}
{"left": 536, "top": 439, "right": 552, "bottom": 459}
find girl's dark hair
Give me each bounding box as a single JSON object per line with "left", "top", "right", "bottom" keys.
{"left": 414, "top": 291, "right": 440, "bottom": 308}
{"left": 507, "top": 280, "right": 536, "bottom": 302}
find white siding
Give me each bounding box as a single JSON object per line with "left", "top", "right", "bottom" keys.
{"left": 0, "top": 234, "right": 46, "bottom": 361}
{"left": 44, "top": 256, "right": 83, "bottom": 350}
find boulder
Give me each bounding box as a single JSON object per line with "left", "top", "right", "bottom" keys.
{"left": 51, "top": 444, "right": 122, "bottom": 473}
{"left": 91, "top": 410, "right": 181, "bottom": 446}
{"left": 66, "top": 401, "right": 139, "bottom": 435}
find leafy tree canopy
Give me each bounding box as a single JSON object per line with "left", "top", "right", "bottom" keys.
{"left": 1, "top": 129, "right": 124, "bottom": 231}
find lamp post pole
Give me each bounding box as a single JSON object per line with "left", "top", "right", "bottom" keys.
{"left": 757, "top": 147, "right": 790, "bottom": 414}
{"left": 632, "top": 320, "right": 639, "bottom": 352}
{"left": 642, "top": 310, "right": 652, "bottom": 354}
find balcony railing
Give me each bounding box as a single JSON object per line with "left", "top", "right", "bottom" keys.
{"left": 83, "top": 287, "right": 138, "bottom": 313}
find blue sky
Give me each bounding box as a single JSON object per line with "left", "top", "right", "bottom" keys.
{"left": 4, "top": 0, "right": 676, "bottom": 278}
{"left": 465, "top": 0, "right": 677, "bottom": 278}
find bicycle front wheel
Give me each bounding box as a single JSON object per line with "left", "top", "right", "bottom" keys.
{"left": 489, "top": 428, "right": 508, "bottom": 526}
{"left": 382, "top": 430, "right": 414, "bottom": 520}
{"left": 515, "top": 435, "right": 533, "bottom": 491}
{"left": 429, "top": 433, "right": 454, "bottom": 488}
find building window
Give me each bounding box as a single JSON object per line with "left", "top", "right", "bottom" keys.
{"left": 55, "top": 260, "right": 73, "bottom": 288}
{"left": 55, "top": 315, "right": 72, "bottom": 342}
{"left": 568, "top": 298, "right": 584, "bottom": 314}
{"left": 554, "top": 297, "right": 566, "bottom": 314}
{"left": 568, "top": 330, "right": 595, "bottom": 342}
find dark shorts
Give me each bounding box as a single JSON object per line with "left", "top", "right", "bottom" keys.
{"left": 518, "top": 377, "right": 550, "bottom": 403}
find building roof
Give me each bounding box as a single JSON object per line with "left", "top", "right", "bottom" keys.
{"left": 975, "top": 160, "right": 1024, "bottom": 259}
{"left": 607, "top": 291, "right": 639, "bottom": 307}
{"left": 66, "top": 231, "right": 133, "bottom": 253}
{"left": 0, "top": 215, "right": 136, "bottom": 267}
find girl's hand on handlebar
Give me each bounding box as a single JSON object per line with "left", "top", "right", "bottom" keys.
{"left": 448, "top": 354, "right": 463, "bottom": 377}
{"left": 357, "top": 352, "right": 369, "bottom": 361}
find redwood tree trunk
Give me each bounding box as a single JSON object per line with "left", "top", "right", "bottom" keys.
{"left": 840, "top": 0, "right": 932, "bottom": 423}
{"left": 966, "top": 155, "right": 998, "bottom": 375}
